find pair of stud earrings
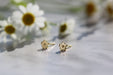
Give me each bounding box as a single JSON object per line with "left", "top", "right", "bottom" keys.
{"left": 41, "top": 40, "right": 72, "bottom": 52}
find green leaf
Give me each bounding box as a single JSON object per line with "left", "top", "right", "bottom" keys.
{"left": 49, "top": 22, "right": 57, "bottom": 26}
{"left": 69, "top": 7, "right": 84, "bottom": 13}
{"left": 10, "top": 0, "right": 35, "bottom": 7}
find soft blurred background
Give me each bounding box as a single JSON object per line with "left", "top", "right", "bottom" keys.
{"left": 0, "top": 0, "right": 105, "bottom": 18}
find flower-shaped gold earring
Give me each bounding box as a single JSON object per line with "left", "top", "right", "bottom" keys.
{"left": 59, "top": 42, "right": 72, "bottom": 52}
{"left": 41, "top": 40, "right": 55, "bottom": 50}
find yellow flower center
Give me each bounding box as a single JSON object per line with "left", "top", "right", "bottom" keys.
{"left": 86, "top": 1, "right": 96, "bottom": 16}
{"left": 106, "top": 4, "right": 113, "bottom": 16}
{"left": 60, "top": 23, "right": 67, "bottom": 33}
{"left": 5, "top": 25, "right": 15, "bottom": 34}
{"left": 22, "top": 13, "right": 35, "bottom": 26}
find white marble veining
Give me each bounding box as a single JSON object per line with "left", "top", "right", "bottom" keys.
{"left": 0, "top": 14, "right": 113, "bottom": 75}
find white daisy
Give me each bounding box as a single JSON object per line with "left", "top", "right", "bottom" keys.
{"left": 84, "top": 0, "right": 101, "bottom": 17}
{"left": 0, "top": 18, "right": 17, "bottom": 39}
{"left": 12, "top": 3, "right": 46, "bottom": 35}
{"left": 102, "top": 0, "right": 113, "bottom": 19}
{"left": 0, "top": 17, "right": 23, "bottom": 49}
{"left": 59, "top": 19, "right": 75, "bottom": 36}
{"left": 84, "top": 0, "right": 102, "bottom": 25}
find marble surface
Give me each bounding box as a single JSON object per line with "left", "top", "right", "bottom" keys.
{"left": 0, "top": 13, "right": 113, "bottom": 75}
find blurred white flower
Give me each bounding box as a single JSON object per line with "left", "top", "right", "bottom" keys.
{"left": 84, "top": 0, "right": 102, "bottom": 25}
{"left": 0, "top": 18, "right": 18, "bottom": 40}
{"left": 0, "top": 17, "right": 23, "bottom": 49}
{"left": 85, "top": 0, "right": 97, "bottom": 17}
{"left": 59, "top": 19, "right": 75, "bottom": 36}
{"left": 102, "top": 0, "right": 113, "bottom": 19}
{"left": 12, "top": 3, "right": 46, "bottom": 35}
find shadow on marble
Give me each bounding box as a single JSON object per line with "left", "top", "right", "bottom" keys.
{"left": 0, "top": 39, "right": 35, "bottom": 53}
{"left": 50, "top": 34, "right": 70, "bottom": 42}
{"left": 56, "top": 51, "right": 64, "bottom": 54}
{"left": 37, "top": 49, "right": 46, "bottom": 52}
{"left": 80, "top": 21, "right": 97, "bottom": 28}
{"left": 104, "top": 19, "right": 113, "bottom": 24}
{"left": 50, "top": 36, "right": 58, "bottom": 41}
{"left": 56, "top": 50, "right": 68, "bottom": 55}
{"left": 58, "top": 34, "right": 70, "bottom": 39}
{"left": 0, "top": 48, "right": 5, "bottom": 53}
{"left": 77, "top": 28, "right": 97, "bottom": 40}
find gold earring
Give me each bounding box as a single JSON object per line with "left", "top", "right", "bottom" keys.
{"left": 41, "top": 40, "right": 55, "bottom": 50}
{"left": 59, "top": 42, "right": 71, "bottom": 52}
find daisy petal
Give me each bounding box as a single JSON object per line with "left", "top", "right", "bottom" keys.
{"left": 0, "top": 32, "right": 5, "bottom": 38}
{"left": 19, "top": 5, "right": 27, "bottom": 13}
{"left": 32, "top": 10, "right": 44, "bottom": 17}
{"left": 11, "top": 34, "right": 17, "bottom": 40}
{"left": 36, "top": 22, "right": 45, "bottom": 28}
{"left": 27, "top": 3, "right": 33, "bottom": 12}
{"left": 33, "top": 4, "right": 39, "bottom": 10}
{"left": 12, "top": 11, "right": 22, "bottom": 19}
{"left": 7, "top": 17, "right": 12, "bottom": 24}
{"left": 2, "top": 33, "right": 8, "bottom": 43}
{"left": 0, "top": 20, "right": 8, "bottom": 27}
{"left": 38, "top": 10, "right": 44, "bottom": 16}
{"left": 35, "top": 26, "right": 39, "bottom": 31}
{"left": 36, "top": 17, "right": 46, "bottom": 22}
